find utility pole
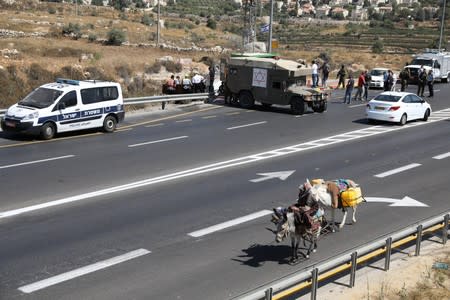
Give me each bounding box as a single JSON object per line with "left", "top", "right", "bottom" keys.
{"left": 157, "top": 0, "right": 160, "bottom": 46}
{"left": 268, "top": 0, "right": 274, "bottom": 53}
{"left": 439, "top": 0, "right": 447, "bottom": 51}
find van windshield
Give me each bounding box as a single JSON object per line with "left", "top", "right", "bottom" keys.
{"left": 18, "top": 88, "right": 63, "bottom": 109}
{"left": 410, "top": 58, "right": 433, "bottom": 67}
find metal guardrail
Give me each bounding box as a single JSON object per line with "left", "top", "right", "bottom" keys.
{"left": 237, "top": 210, "right": 450, "bottom": 300}
{"left": 0, "top": 93, "right": 210, "bottom": 118}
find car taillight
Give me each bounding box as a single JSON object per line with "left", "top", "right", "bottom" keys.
{"left": 389, "top": 106, "right": 400, "bottom": 111}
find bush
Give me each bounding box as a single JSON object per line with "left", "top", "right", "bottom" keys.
{"left": 88, "top": 34, "right": 97, "bottom": 42}
{"left": 48, "top": 6, "right": 56, "bottom": 14}
{"left": 106, "top": 28, "right": 126, "bottom": 45}
{"left": 145, "top": 61, "right": 162, "bottom": 74}
{"left": 163, "top": 61, "right": 182, "bottom": 73}
{"left": 372, "top": 40, "right": 384, "bottom": 54}
{"left": 62, "top": 23, "right": 82, "bottom": 39}
{"left": 206, "top": 18, "right": 216, "bottom": 30}
{"left": 142, "top": 14, "right": 153, "bottom": 26}
{"left": 27, "top": 63, "right": 54, "bottom": 83}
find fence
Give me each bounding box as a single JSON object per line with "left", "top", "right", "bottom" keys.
{"left": 237, "top": 210, "right": 450, "bottom": 300}
{"left": 0, "top": 93, "right": 210, "bottom": 118}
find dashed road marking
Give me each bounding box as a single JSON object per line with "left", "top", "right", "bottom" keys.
{"left": 227, "top": 121, "right": 267, "bottom": 130}
{"left": 0, "top": 155, "right": 75, "bottom": 170}
{"left": 374, "top": 163, "right": 422, "bottom": 178}
{"left": 128, "top": 136, "right": 188, "bottom": 148}
{"left": 18, "top": 249, "right": 150, "bottom": 294}
{"left": 433, "top": 152, "right": 450, "bottom": 160}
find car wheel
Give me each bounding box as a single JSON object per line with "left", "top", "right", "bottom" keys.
{"left": 290, "top": 97, "right": 306, "bottom": 115}
{"left": 422, "top": 109, "right": 430, "bottom": 121}
{"left": 40, "top": 122, "right": 56, "bottom": 140}
{"left": 399, "top": 114, "right": 407, "bottom": 126}
{"left": 239, "top": 91, "right": 255, "bottom": 109}
{"left": 103, "top": 115, "right": 117, "bottom": 133}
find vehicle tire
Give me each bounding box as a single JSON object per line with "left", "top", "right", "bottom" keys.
{"left": 40, "top": 122, "right": 56, "bottom": 140}
{"left": 239, "top": 91, "right": 254, "bottom": 109}
{"left": 103, "top": 115, "right": 117, "bottom": 133}
{"left": 422, "top": 109, "right": 430, "bottom": 121}
{"left": 399, "top": 114, "right": 407, "bottom": 126}
{"left": 315, "top": 101, "right": 327, "bottom": 113}
{"left": 290, "top": 97, "right": 306, "bottom": 115}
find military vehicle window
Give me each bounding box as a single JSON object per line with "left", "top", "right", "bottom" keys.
{"left": 272, "top": 82, "right": 281, "bottom": 89}
{"left": 434, "top": 61, "right": 441, "bottom": 69}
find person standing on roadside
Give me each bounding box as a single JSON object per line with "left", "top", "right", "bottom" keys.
{"left": 399, "top": 66, "right": 410, "bottom": 92}
{"left": 344, "top": 74, "right": 354, "bottom": 104}
{"left": 336, "top": 65, "right": 346, "bottom": 89}
{"left": 321, "top": 61, "right": 330, "bottom": 87}
{"left": 311, "top": 60, "right": 319, "bottom": 88}
{"left": 426, "top": 70, "right": 434, "bottom": 97}
{"left": 417, "top": 66, "right": 426, "bottom": 97}
{"left": 353, "top": 71, "right": 365, "bottom": 101}
{"left": 363, "top": 70, "right": 370, "bottom": 101}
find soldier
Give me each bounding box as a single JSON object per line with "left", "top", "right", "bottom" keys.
{"left": 399, "top": 65, "right": 410, "bottom": 92}
{"left": 336, "top": 65, "right": 346, "bottom": 89}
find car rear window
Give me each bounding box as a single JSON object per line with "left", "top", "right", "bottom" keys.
{"left": 373, "top": 94, "right": 401, "bottom": 102}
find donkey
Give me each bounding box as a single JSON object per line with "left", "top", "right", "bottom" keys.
{"left": 306, "top": 179, "right": 363, "bottom": 230}
{"left": 273, "top": 209, "right": 322, "bottom": 263}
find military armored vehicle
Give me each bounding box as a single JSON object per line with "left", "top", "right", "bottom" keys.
{"left": 220, "top": 53, "right": 329, "bottom": 115}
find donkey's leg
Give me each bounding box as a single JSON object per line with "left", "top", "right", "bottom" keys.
{"left": 339, "top": 209, "right": 348, "bottom": 229}
{"left": 330, "top": 209, "right": 337, "bottom": 232}
{"left": 352, "top": 206, "right": 357, "bottom": 223}
{"left": 312, "top": 227, "right": 321, "bottom": 253}
{"left": 290, "top": 237, "right": 299, "bottom": 262}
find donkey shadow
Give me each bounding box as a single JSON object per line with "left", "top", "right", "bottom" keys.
{"left": 231, "top": 229, "right": 312, "bottom": 267}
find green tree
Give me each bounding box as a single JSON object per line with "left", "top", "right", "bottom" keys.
{"left": 91, "top": 0, "right": 103, "bottom": 6}
{"left": 106, "top": 28, "right": 126, "bottom": 45}
{"left": 372, "top": 40, "right": 384, "bottom": 54}
{"left": 206, "top": 18, "right": 216, "bottom": 30}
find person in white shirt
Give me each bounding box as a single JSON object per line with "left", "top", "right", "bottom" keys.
{"left": 311, "top": 60, "right": 319, "bottom": 88}
{"left": 192, "top": 72, "right": 205, "bottom": 93}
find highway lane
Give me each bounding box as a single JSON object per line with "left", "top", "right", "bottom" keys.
{"left": 0, "top": 83, "right": 449, "bottom": 212}
{"left": 1, "top": 107, "right": 449, "bottom": 299}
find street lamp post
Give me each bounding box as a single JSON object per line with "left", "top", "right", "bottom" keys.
{"left": 157, "top": 0, "right": 160, "bottom": 46}
{"left": 439, "top": 0, "right": 447, "bottom": 51}
{"left": 268, "top": 0, "right": 274, "bottom": 53}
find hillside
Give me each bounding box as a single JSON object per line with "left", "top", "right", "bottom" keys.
{"left": 0, "top": 0, "right": 447, "bottom": 107}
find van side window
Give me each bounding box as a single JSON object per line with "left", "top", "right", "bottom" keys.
{"left": 81, "top": 87, "right": 119, "bottom": 104}
{"left": 59, "top": 91, "right": 77, "bottom": 108}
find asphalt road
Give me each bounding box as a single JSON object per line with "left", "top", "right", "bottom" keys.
{"left": 0, "top": 84, "right": 449, "bottom": 299}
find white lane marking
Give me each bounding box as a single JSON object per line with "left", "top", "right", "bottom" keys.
{"left": 2, "top": 109, "right": 450, "bottom": 219}
{"left": 0, "top": 155, "right": 75, "bottom": 170}
{"left": 144, "top": 123, "right": 164, "bottom": 127}
{"left": 175, "top": 119, "right": 192, "bottom": 123}
{"left": 374, "top": 163, "right": 422, "bottom": 178}
{"left": 128, "top": 136, "right": 188, "bottom": 148}
{"left": 18, "top": 249, "right": 150, "bottom": 294}
{"left": 226, "top": 112, "right": 241, "bottom": 115}
{"left": 227, "top": 121, "right": 267, "bottom": 130}
{"left": 433, "top": 152, "right": 450, "bottom": 160}
{"left": 188, "top": 210, "right": 272, "bottom": 237}
{"left": 202, "top": 115, "right": 217, "bottom": 119}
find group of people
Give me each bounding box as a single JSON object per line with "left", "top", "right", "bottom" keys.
{"left": 311, "top": 59, "right": 331, "bottom": 88}
{"left": 341, "top": 68, "right": 371, "bottom": 104}
{"left": 416, "top": 65, "right": 434, "bottom": 97}
{"left": 164, "top": 72, "right": 206, "bottom": 95}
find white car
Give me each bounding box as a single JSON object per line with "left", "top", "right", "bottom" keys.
{"left": 366, "top": 92, "right": 431, "bottom": 126}
{"left": 368, "top": 68, "right": 388, "bottom": 89}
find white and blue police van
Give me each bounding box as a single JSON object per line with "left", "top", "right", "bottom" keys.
{"left": 1, "top": 78, "right": 125, "bottom": 139}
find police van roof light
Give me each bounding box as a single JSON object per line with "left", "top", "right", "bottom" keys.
{"left": 56, "top": 78, "right": 80, "bottom": 85}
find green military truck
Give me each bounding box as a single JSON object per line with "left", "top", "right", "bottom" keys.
{"left": 220, "top": 53, "right": 329, "bottom": 115}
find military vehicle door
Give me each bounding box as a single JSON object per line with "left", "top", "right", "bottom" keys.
{"left": 266, "top": 69, "right": 288, "bottom": 105}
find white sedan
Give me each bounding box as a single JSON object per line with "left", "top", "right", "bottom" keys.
{"left": 366, "top": 92, "right": 431, "bottom": 125}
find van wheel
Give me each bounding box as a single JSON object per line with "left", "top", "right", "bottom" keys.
{"left": 422, "top": 109, "right": 430, "bottom": 121}
{"left": 40, "top": 122, "right": 56, "bottom": 140}
{"left": 399, "top": 114, "right": 407, "bottom": 126}
{"left": 103, "top": 115, "right": 117, "bottom": 133}
{"left": 291, "top": 97, "right": 306, "bottom": 115}
{"left": 239, "top": 91, "right": 254, "bottom": 109}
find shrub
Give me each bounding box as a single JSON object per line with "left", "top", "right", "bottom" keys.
{"left": 48, "top": 6, "right": 56, "bottom": 14}
{"left": 55, "top": 66, "right": 84, "bottom": 80}
{"left": 142, "top": 14, "right": 153, "bottom": 26}
{"left": 62, "top": 23, "right": 82, "bottom": 39}
{"left": 145, "top": 61, "right": 162, "bottom": 74}
{"left": 106, "top": 28, "right": 126, "bottom": 45}
{"left": 27, "top": 63, "right": 54, "bottom": 83}
{"left": 163, "top": 61, "right": 182, "bottom": 73}
{"left": 372, "top": 40, "right": 384, "bottom": 54}
{"left": 88, "top": 34, "right": 97, "bottom": 42}
{"left": 206, "top": 18, "right": 216, "bottom": 30}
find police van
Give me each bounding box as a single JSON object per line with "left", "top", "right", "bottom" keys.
{"left": 1, "top": 78, "right": 125, "bottom": 139}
